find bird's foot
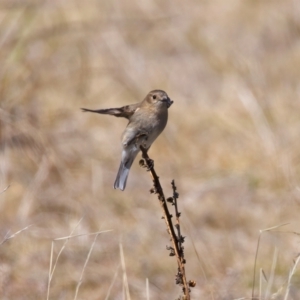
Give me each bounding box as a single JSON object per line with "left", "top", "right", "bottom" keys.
{"left": 135, "top": 131, "right": 149, "bottom": 148}
{"left": 139, "top": 159, "right": 147, "bottom": 168}
{"left": 146, "top": 159, "right": 154, "bottom": 171}
{"left": 139, "top": 158, "right": 154, "bottom": 171}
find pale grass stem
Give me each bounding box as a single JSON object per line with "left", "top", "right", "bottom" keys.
{"left": 47, "top": 214, "right": 112, "bottom": 300}
{"left": 283, "top": 254, "right": 300, "bottom": 300}
{"left": 74, "top": 232, "right": 100, "bottom": 300}
{"left": 264, "top": 247, "right": 278, "bottom": 300}
{"left": 0, "top": 185, "right": 10, "bottom": 195}
{"left": 104, "top": 264, "right": 120, "bottom": 300}
{"left": 259, "top": 268, "right": 262, "bottom": 300}
{"left": 252, "top": 223, "right": 289, "bottom": 299}
{"left": 146, "top": 278, "right": 149, "bottom": 300}
{"left": 0, "top": 224, "right": 33, "bottom": 246}
{"left": 47, "top": 216, "right": 85, "bottom": 300}
{"left": 120, "top": 242, "right": 131, "bottom": 300}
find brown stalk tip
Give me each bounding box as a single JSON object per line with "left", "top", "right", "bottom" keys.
{"left": 188, "top": 280, "right": 196, "bottom": 288}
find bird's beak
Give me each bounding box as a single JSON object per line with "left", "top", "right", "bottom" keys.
{"left": 164, "top": 97, "right": 174, "bottom": 108}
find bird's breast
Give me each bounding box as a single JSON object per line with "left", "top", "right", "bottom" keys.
{"left": 123, "top": 107, "right": 168, "bottom": 148}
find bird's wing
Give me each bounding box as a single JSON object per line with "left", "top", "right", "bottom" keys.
{"left": 81, "top": 102, "right": 140, "bottom": 120}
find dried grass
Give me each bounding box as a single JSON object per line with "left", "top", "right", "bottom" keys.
{"left": 1, "top": 0, "right": 300, "bottom": 299}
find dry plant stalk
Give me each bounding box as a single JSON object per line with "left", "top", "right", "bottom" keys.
{"left": 139, "top": 146, "right": 195, "bottom": 300}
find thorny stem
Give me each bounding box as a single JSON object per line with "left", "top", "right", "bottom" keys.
{"left": 140, "top": 146, "right": 192, "bottom": 300}
{"left": 171, "top": 180, "right": 185, "bottom": 262}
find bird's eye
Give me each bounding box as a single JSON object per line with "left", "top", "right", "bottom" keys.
{"left": 152, "top": 95, "right": 157, "bottom": 100}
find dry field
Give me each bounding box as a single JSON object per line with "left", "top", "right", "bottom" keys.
{"left": 1, "top": 0, "right": 300, "bottom": 299}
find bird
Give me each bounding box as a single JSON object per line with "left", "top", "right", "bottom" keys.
{"left": 81, "top": 90, "right": 173, "bottom": 191}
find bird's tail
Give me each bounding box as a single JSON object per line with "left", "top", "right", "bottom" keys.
{"left": 114, "top": 151, "right": 138, "bottom": 191}
{"left": 114, "top": 162, "right": 130, "bottom": 191}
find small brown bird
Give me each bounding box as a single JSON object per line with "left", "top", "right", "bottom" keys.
{"left": 82, "top": 90, "right": 173, "bottom": 191}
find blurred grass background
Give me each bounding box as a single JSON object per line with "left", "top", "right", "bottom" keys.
{"left": 1, "top": 0, "right": 300, "bottom": 299}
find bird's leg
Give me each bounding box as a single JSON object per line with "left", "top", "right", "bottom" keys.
{"left": 139, "top": 145, "right": 154, "bottom": 171}
{"left": 134, "top": 131, "right": 149, "bottom": 148}
{"left": 137, "top": 132, "right": 150, "bottom": 169}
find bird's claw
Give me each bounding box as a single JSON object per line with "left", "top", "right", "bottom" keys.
{"left": 139, "top": 158, "right": 154, "bottom": 171}
{"left": 139, "top": 159, "right": 146, "bottom": 168}
{"left": 146, "top": 159, "right": 154, "bottom": 171}
{"left": 134, "top": 131, "right": 149, "bottom": 148}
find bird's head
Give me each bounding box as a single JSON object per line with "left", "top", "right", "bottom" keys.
{"left": 147, "top": 90, "right": 173, "bottom": 108}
